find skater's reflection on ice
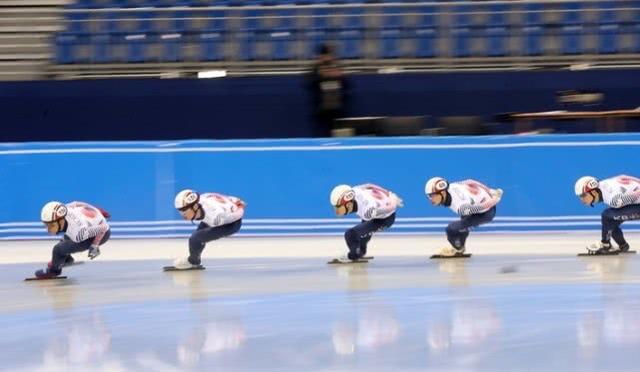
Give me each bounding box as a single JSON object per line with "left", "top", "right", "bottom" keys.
{"left": 331, "top": 301, "right": 399, "bottom": 355}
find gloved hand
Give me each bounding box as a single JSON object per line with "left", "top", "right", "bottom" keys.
{"left": 492, "top": 188, "right": 504, "bottom": 202}
{"left": 88, "top": 245, "right": 101, "bottom": 260}
{"left": 234, "top": 199, "right": 246, "bottom": 209}
{"left": 391, "top": 193, "right": 404, "bottom": 208}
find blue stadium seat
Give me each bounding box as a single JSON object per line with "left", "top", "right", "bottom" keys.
{"left": 156, "top": 0, "right": 190, "bottom": 6}
{"left": 487, "top": 4, "right": 508, "bottom": 28}
{"left": 523, "top": 2, "right": 544, "bottom": 26}
{"left": 199, "top": 32, "right": 223, "bottom": 61}
{"left": 485, "top": 26, "right": 508, "bottom": 57}
{"left": 167, "top": 10, "right": 190, "bottom": 33}
{"left": 203, "top": 6, "right": 228, "bottom": 33}
{"left": 452, "top": 3, "right": 472, "bottom": 28}
{"left": 66, "top": 4, "right": 91, "bottom": 35}
{"left": 634, "top": 23, "right": 640, "bottom": 53}
{"left": 381, "top": 6, "right": 403, "bottom": 30}
{"left": 413, "top": 27, "right": 435, "bottom": 58}
{"left": 523, "top": 26, "right": 543, "bottom": 56}
{"left": 159, "top": 33, "right": 182, "bottom": 61}
{"left": 301, "top": 30, "right": 327, "bottom": 59}
{"left": 335, "top": 29, "right": 362, "bottom": 59}
{"left": 406, "top": 3, "right": 437, "bottom": 58}
{"left": 560, "top": 25, "right": 583, "bottom": 55}
{"left": 122, "top": 33, "right": 148, "bottom": 62}
{"left": 121, "top": 0, "right": 155, "bottom": 8}
{"left": 450, "top": 1, "right": 475, "bottom": 57}
{"left": 380, "top": 29, "right": 401, "bottom": 58}
{"left": 55, "top": 33, "right": 79, "bottom": 64}
{"left": 242, "top": 3, "right": 265, "bottom": 32}
{"left": 73, "top": 0, "right": 92, "bottom": 7}
{"left": 238, "top": 32, "right": 256, "bottom": 60}
{"left": 267, "top": 31, "right": 294, "bottom": 60}
{"left": 92, "top": 12, "right": 118, "bottom": 34}
{"left": 136, "top": 11, "right": 154, "bottom": 34}
{"left": 451, "top": 27, "right": 471, "bottom": 57}
{"left": 91, "top": 33, "right": 113, "bottom": 62}
{"left": 310, "top": 5, "right": 330, "bottom": 32}
{"left": 337, "top": 3, "right": 365, "bottom": 31}
{"left": 273, "top": 0, "right": 296, "bottom": 32}
{"left": 415, "top": 5, "right": 436, "bottom": 29}
{"left": 597, "top": 1, "right": 618, "bottom": 25}
{"left": 597, "top": 24, "right": 619, "bottom": 54}
{"left": 561, "top": 2, "right": 582, "bottom": 26}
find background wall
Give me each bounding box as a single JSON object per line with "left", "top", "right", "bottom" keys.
{"left": 2, "top": 69, "right": 640, "bottom": 141}
{"left": 2, "top": 133, "right": 639, "bottom": 239}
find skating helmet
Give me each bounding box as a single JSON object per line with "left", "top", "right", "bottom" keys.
{"left": 574, "top": 176, "right": 599, "bottom": 196}
{"left": 175, "top": 189, "right": 200, "bottom": 211}
{"left": 40, "top": 201, "right": 67, "bottom": 223}
{"left": 330, "top": 184, "right": 355, "bottom": 207}
{"left": 425, "top": 177, "right": 449, "bottom": 195}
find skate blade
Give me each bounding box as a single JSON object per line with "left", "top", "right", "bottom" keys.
{"left": 362, "top": 256, "right": 374, "bottom": 260}
{"left": 577, "top": 251, "right": 620, "bottom": 257}
{"left": 620, "top": 250, "right": 637, "bottom": 254}
{"left": 163, "top": 265, "right": 205, "bottom": 272}
{"left": 430, "top": 254, "right": 472, "bottom": 259}
{"left": 327, "top": 259, "right": 369, "bottom": 265}
{"left": 24, "top": 276, "right": 68, "bottom": 281}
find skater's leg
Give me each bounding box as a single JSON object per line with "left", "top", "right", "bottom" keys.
{"left": 51, "top": 236, "right": 92, "bottom": 272}
{"left": 446, "top": 207, "right": 496, "bottom": 249}
{"left": 602, "top": 205, "right": 640, "bottom": 250}
{"left": 188, "top": 220, "right": 242, "bottom": 265}
{"left": 345, "top": 214, "right": 395, "bottom": 260}
{"left": 359, "top": 234, "right": 372, "bottom": 257}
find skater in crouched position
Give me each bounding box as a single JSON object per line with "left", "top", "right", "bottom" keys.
{"left": 36, "top": 201, "right": 111, "bottom": 279}
{"left": 425, "top": 177, "right": 502, "bottom": 257}
{"left": 575, "top": 175, "right": 640, "bottom": 254}
{"left": 330, "top": 183, "right": 403, "bottom": 262}
{"left": 172, "top": 189, "right": 245, "bottom": 269}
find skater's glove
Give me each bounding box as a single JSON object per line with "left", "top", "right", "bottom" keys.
{"left": 392, "top": 193, "right": 404, "bottom": 208}
{"left": 491, "top": 188, "right": 504, "bottom": 202}
{"left": 88, "top": 245, "right": 101, "bottom": 260}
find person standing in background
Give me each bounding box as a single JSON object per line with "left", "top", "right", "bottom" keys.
{"left": 309, "top": 44, "right": 349, "bottom": 137}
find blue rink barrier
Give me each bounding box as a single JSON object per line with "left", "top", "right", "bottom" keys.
{"left": 1, "top": 133, "right": 640, "bottom": 240}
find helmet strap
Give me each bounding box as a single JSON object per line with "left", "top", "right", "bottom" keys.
{"left": 191, "top": 204, "right": 203, "bottom": 221}
{"left": 52, "top": 218, "right": 66, "bottom": 233}
{"left": 590, "top": 189, "right": 602, "bottom": 207}
{"left": 442, "top": 191, "right": 452, "bottom": 207}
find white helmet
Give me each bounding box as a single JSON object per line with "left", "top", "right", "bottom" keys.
{"left": 330, "top": 184, "right": 355, "bottom": 207}
{"left": 425, "top": 177, "right": 449, "bottom": 195}
{"left": 574, "top": 176, "right": 599, "bottom": 196}
{"left": 41, "top": 201, "right": 67, "bottom": 223}
{"left": 174, "top": 189, "right": 199, "bottom": 210}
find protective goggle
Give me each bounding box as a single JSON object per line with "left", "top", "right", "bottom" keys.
{"left": 178, "top": 204, "right": 195, "bottom": 212}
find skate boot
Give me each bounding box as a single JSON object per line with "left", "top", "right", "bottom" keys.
{"left": 35, "top": 263, "right": 62, "bottom": 279}
{"left": 62, "top": 255, "right": 75, "bottom": 267}
{"left": 586, "top": 241, "right": 614, "bottom": 255}
{"left": 618, "top": 243, "right": 630, "bottom": 253}
{"left": 438, "top": 246, "right": 465, "bottom": 257}
{"left": 172, "top": 257, "right": 197, "bottom": 270}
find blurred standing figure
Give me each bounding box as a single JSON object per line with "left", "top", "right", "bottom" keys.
{"left": 309, "top": 44, "right": 349, "bottom": 137}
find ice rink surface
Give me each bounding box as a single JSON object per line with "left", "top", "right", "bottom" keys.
{"left": 2, "top": 234, "right": 640, "bottom": 371}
